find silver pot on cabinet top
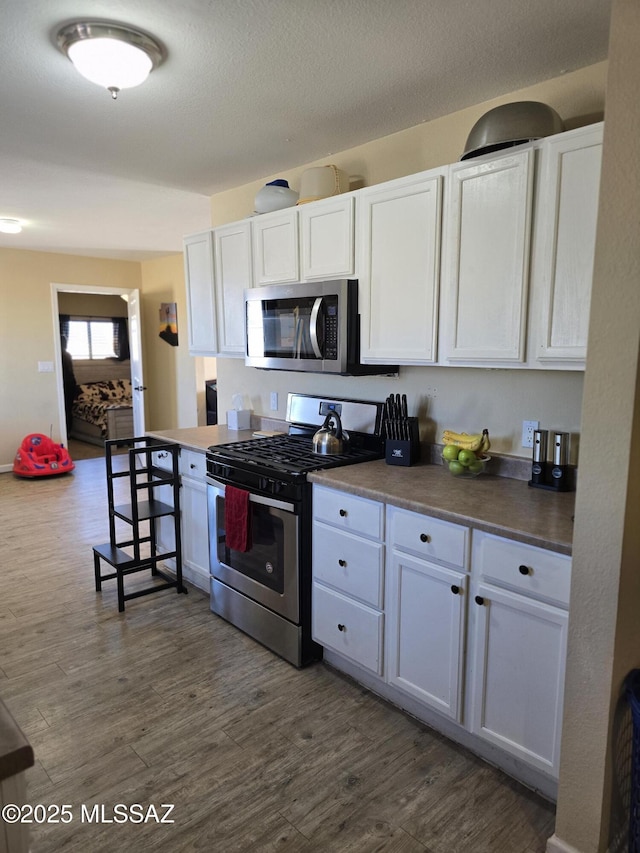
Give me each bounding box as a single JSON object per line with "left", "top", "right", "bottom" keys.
{"left": 461, "top": 101, "right": 565, "bottom": 160}
{"left": 313, "top": 412, "right": 348, "bottom": 455}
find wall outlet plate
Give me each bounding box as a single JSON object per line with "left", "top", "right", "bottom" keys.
{"left": 522, "top": 419, "right": 540, "bottom": 448}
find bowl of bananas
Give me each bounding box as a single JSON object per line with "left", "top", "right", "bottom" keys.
{"left": 441, "top": 428, "right": 491, "bottom": 478}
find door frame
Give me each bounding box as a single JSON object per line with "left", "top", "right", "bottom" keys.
{"left": 50, "top": 282, "right": 145, "bottom": 445}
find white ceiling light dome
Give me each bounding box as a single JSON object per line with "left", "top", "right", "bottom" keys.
{"left": 0, "top": 219, "right": 22, "bottom": 234}
{"left": 56, "top": 21, "right": 164, "bottom": 99}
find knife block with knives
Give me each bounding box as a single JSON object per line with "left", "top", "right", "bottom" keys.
{"left": 383, "top": 393, "right": 420, "bottom": 467}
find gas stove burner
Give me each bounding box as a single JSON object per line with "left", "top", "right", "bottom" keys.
{"left": 207, "top": 434, "right": 381, "bottom": 477}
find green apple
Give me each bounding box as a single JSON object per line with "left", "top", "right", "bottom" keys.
{"left": 442, "top": 444, "right": 459, "bottom": 462}
{"left": 468, "top": 459, "right": 484, "bottom": 474}
{"left": 448, "top": 460, "right": 465, "bottom": 476}
{"left": 457, "top": 449, "right": 476, "bottom": 467}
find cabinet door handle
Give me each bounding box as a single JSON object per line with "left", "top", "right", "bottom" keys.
{"left": 337, "top": 623, "right": 346, "bottom": 632}
{"left": 450, "top": 584, "right": 460, "bottom": 595}
{"left": 475, "top": 595, "right": 485, "bottom": 606}
{"left": 338, "top": 559, "right": 347, "bottom": 567}
{"left": 190, "top": 463, "right": 196, "bottom": 469}
{"left": 339, "top": 509, "right": 347, "bottom": 517}
{"left": 518, "top": 564, "right": 530, "bottom": 575}
{"left": 420, "top": 533, "right": 431, "bottom": 543}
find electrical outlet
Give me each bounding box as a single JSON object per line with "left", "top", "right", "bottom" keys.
{"left": 270, "top": 391, "right": 278, "bottom": 411}
{"left": 522, "top": 420, "right": 540, "bottom": 448}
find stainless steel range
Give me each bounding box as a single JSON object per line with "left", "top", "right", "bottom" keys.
{"left": 206, "top": 393, "right": 384, "bottom": 667}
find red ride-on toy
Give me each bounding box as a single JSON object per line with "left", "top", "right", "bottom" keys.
{"left": 13, "top": 434, "right": 75, "bottom": 478}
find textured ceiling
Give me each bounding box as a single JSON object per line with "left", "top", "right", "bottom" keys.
{"left": 0, "top": 0, "right": 611, "bottom": 260}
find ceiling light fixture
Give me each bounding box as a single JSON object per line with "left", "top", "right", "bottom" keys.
{"left": 56, "top": 21, "right": 164, "bottom": 100}
{"left": 0, "top": 219, "right": 22, "bottom": 234}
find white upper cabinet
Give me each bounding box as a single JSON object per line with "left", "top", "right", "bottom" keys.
{"left": 358, "top": 170, "right": 444, "bottom": 364}
{"left": 299, "top": 195, "right": 355, "bottom": 280}
{"left": 530, "top": 123, "right": 603, "bottom": 367}
{"left": 184, "top": 230, "right": 217, "bottom": 356}
{"left": 440, "top": 149, "right": 534, "bottom": 364}
{"left": 252, "top": 208, "right": 300, "bottom": 285}
{"left": 213, "top": 220, "right": 252, "bottom": 357}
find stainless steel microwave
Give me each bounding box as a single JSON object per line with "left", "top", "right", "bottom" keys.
{"left": 244, "top": 279, "right": 397, "bottom": 376}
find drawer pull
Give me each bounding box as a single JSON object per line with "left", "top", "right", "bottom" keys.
{"left": 190, "top": 463, "right": 196, "bottom": 469}
{"left": 339, "top": 509, "right": 347, "bottom": 517}
{"left": 338, "top": 559, "right": 347, "bottom": 567}
{"left": 475, "top": 595, "right": 485, "bottom": 606}
{"left": 450, "top": 584, "right": 460, "bottom": 595}
{"left": 518, "top": 564, "right": 530, "bottom": 575}
{"left": 158, "top": 451, "right": 168, "bottom": 458}
{"left": 420, "top": 533, "right": 431, "bottom": 543}
{"left": 337, "top": 623, "right": 346, "bottom": 632}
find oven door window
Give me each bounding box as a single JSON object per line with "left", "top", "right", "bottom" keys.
{"left": 216, "top": 496, "right": 293, "bottom": 595}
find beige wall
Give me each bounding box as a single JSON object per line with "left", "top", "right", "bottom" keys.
{"left": 550, "top": 2, "right": 640, "bottom": 851}
{"left": 58, "top": 291, "right": 128, "bottom": 317}
{"left": 212, "top": 62, "right": 606, "bottom": 458}
{"left": 0, "top": 249, "right": 142, "bottom": 466}
{"left": 139, "top": 253, "right": 198, "bottom": 431}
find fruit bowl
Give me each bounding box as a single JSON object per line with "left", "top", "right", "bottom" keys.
{"left": 442, "top": 453, "right": 491, "bottom": 478}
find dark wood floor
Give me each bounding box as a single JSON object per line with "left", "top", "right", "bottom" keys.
{"left": 0, "top": 459, "right": 555, "bottom": 852}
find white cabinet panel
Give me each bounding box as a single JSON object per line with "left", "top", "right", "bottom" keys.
{"left": 386, "top": 551, "right": 467, "bottom": 720}
{"left": 532, "top": 124, "right": 603, "bottom": 366}
{"left": 313, "top": 521, "right": 384, "bottom": 608}
{"left": 181, "top": 474, "right": 209, "bottom": 585}
{"left": 213, "top": 221, "right": 252, "bottom": 357}
{"left": 313, "top": 485, "right": 384, "bottom": 540}
{"left": 252, "top": 209, "right": 299, "bottom": 285}
{"left": 312, "top": 583, "right": 384, "bottom": 675}
{"left": 358, "top": 171, "right": 443, "bottom": 364}
{"left": 442, "top": 150, "right": 533, "bottom": 363}
{"left": 184, "top": 231, "right": 217, "bottom": 356}
{"left": 468, "top": 582, "right": 568, "bottom": 776}
{"left": 388, "top": 505, "right": 468, "bottom": 569}
{"left": 300, "top": 196, "right": 355, "bottom": 279}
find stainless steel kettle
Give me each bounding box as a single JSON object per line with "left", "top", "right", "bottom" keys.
{"left": 313, "top": 412, "right": 348, "bottom": 455}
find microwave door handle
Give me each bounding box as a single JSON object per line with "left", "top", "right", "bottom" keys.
{"left": 309, "top": 297, "right": 324, "bottom": 359}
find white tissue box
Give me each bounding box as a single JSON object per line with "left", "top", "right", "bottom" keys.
{"left": 227, "top": 409, "right": 252, "bottom": 430}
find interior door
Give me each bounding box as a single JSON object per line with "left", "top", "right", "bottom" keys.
{"left": 127, "top": 288, "right": 146, "bottom": 436}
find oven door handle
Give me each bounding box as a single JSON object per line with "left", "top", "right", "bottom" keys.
{"left": 248, "top": 492, "right": 296, "bottom": 513}
{"left": 207, "top": 478, "right": 296, "bottom": 514}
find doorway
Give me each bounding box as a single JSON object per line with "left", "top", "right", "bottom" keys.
{"left": 51, "top": 283, "right": 146, "bottom": 454}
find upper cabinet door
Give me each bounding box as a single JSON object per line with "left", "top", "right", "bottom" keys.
{"left": 213, "top": 221, "right": 252, "bottom": 357}
{"left": 358, "top": 171, "right": 444, "bottom": 364}
{"left": 441, "top": 150, "right": 534, "bottom": 364}
{"left": 531, "top": 124, "right": 603, "bottom": 366}
{"left": 184, "top": 230, "right": 217, "bottom": 356}
{"left": 252, "top": 209, "right": 299, "bottom": 285}
{"left": 299, "top": 195, "right": 355, "bottom": 280}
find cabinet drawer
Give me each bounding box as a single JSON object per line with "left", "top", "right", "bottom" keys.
{"left": 312, "top": 584, "right": 383, "bottom": 675}
{"left": 151, "top": 448, "right": 175, "bottom": 471}
{"left": 179, "top": 448, "right": 206, "bottom": 479}
{"left": 388, "top": 506, "right": 468, "bottom": 569}
{"left": 473, "top": 531, "right": 571, "bottom": 607}
{"left": 313, "top": 485, "right": 383, "bottom": 540}
{"left": 313, "top": 522, "right": 384, "bottom": 607}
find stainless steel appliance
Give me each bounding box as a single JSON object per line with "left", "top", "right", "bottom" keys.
{"left": 207, "top": 393, "right": 385, "bottom": 667}
{"left": 244, "top": 279, "right": 398, "bottom": 375}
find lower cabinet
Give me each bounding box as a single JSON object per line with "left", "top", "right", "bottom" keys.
{"left": 311, "top": 486, "right": 384, "bottom": 675}
{"left": 151, "top": 445, "right": 210, "bottom": 592}
{"left": 179, "top": 449, "right": 210, "bottom": 590}
{"left": 467, "top": 531, "right": 570, "bottom": 778}
{"left": 386, "top": 551, "right": 467, "bottom": 721}
{"left": 311, "top": 483, "right": 571, "bottom": 790}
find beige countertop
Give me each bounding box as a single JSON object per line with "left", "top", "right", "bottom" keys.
{"left": 146, "top": 427, "right": 574, "bottom": 555}
{"left": 309, "top": 460, "right": 575, "bottom": 555}
{"left": 146, "top": 425, "right": 257, "bottom": 453}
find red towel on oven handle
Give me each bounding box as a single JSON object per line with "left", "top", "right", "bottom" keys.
{"left": 225, "top": 485, "right": 252, "bottom": 552}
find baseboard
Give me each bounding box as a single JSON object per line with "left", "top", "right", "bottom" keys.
{"left": 546, "top": 834, "right": 583, "bottom": 853}
{"left": 0, "top": 463, "right": 13, "bottom": 474}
